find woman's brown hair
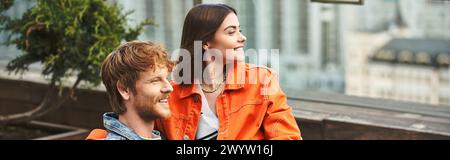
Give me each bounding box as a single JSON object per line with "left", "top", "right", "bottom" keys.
{"left": 177, "top": 4, "right": 236, "bottom": 84}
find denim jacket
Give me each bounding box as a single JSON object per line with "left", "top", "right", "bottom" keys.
{"left": 103, "top": 112, "right": 163, "bottom": 140}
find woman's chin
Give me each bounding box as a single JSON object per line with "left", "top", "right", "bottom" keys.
{"left": 234, "top": 55, "right": 245, "bottom": 62}
{"left": 225, "top": 53, "right": 245, "bottom": 63}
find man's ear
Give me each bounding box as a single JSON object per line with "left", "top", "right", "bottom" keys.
{"left": 117, "top": 81, "right": 130, "bottom": 101}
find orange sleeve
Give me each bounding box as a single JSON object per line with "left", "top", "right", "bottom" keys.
{"left": 85, "top": 129, "right": 108, "bottom": 140}
{"left": 261, "top": 71, "right": 302, "bottom": 140}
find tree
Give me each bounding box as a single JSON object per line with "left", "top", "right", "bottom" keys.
{"left": 0, "top": 0, "right": 14, "bottom": 25}
{"left": 0, "top": 0, "right": 153, "bottom": 124}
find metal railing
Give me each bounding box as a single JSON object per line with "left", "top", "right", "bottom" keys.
{"left": 286, "top": 90, "right": 450, "bottom": 139}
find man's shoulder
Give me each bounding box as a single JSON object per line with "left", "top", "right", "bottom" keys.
{"left": 105, "top": 132, "right": 127, "bottom": 140}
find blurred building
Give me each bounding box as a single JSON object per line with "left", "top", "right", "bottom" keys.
{"left": 280, "top": 1, "right": 345, "bottom": 93}
{"left": 346, "top": 0, "right": 450, "bottom": 106}
{"left": 350, "top": 0, "right": 399, "bottom": 32}
{"left": 399, "top": 0, "right": 450, "bottom": 38}
{"left": 369, "top": 39, "right": 450, "bottom": 105}
{"left": 349, "top": 0, "right": 450, "bottom": 37}
{"left": 110, "top": 0, "right": 193, "bottom": 51}
{"left": 345, "top": 32, "right": 392, "bottom": 99}
{"left": 347, "top": 37, "right": 450, "bottom": 105}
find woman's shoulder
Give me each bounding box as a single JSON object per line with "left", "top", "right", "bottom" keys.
{"left": 169, "top": 80, "right": 184, "bottom": 93}
{"left": 245, "top": 63, "right": 279, "bottom": 80}
{"left": 170, "top": 80, "right": 180, "bottom": 87}
{"left": 246, "top": 63, "right": 276, "bottom": 73}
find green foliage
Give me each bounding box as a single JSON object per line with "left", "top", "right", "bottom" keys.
{"left": 0, "top": 0, "right": 14, "bottom": 13}
{"left": 0, "top": 0, "right": 14, "bottom": 24}
{"left": 1, "top": 0, "right": 153, "bottom": 87}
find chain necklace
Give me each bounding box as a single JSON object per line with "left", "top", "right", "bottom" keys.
{"left": 201, "top": 75, "right": 226, "bottom": 93}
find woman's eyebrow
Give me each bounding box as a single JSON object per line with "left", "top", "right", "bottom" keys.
{"left": 223, "top": 25, "right": 240, "bottom": 31}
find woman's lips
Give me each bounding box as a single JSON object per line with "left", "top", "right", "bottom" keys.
{"left": 233, "top": 47, "right": 244, "bottom": 52}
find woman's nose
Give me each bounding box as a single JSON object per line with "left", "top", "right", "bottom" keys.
{"left": 238, "top": 33, "right": 247, "bottom": 43}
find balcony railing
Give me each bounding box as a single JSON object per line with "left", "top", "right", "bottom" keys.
{"left": 287, "top": 90, "right": 450, "bottom": 140}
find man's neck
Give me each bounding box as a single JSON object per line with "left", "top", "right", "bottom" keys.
{"left": 119, "top": 112, "right": 155, "bottom": 139}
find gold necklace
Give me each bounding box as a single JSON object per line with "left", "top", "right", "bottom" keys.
{"left": 201, "top": 82, "right": 224, "bottom": 93}
{"left": 201, "top": 75, "right": 226, "bottom": 93}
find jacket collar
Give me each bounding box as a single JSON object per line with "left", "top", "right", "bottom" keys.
{"left": 103, "top": 112, "right": 162, "bottom": 140}
{"left": 179, "top": 63, "right": 247, "bottom": 99}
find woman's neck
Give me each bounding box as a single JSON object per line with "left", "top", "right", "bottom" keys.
{"left": 202, "top": 61, "right": 226, "bottom": 86}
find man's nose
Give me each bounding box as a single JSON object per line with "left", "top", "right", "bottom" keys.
{"left": 161, "top": 80, "right": 173, "bottom": 93}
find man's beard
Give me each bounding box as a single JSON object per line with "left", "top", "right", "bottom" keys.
{"left": 136, "top": 103, "right": 169, "bottom": 122}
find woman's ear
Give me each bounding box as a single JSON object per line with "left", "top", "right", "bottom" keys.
{"left": 117, "top": 81, "right": 130, "bottom": 101}
{"left": 204, "top": 41, "right": 215, "bottom": 50}
{"left": 203, "top": 43, "right": 209, "bottom": 50}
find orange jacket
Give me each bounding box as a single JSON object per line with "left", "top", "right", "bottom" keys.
{"left": 156, "top": 64, "right": 301, "bottom": 140}
{"left": 86, "top": 64, "right": 301, "bottom": 140}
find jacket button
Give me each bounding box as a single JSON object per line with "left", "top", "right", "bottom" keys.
{"left": 183, "top": 135, "right": 190, "bottom": 140}
{"left": 193, "top": 95, "right": 199, "bottom": 103}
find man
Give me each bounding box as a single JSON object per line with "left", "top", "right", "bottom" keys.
{"left": 89, "top": 41, "right": 174, "bottom": 140}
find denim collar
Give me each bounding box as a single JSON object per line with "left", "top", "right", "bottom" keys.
{"left": 103, "top": 112, "right": 162, "bottom": 140}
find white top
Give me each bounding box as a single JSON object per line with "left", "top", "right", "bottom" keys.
{"left": 195, "top": 80, "right": 219, "bottom": 140}
{"left": 139, "top": 130, "right": 162, "bottom": 140}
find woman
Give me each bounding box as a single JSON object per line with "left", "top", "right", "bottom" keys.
{"left": 156, "top": 4, "right": 301, "bottom": 140}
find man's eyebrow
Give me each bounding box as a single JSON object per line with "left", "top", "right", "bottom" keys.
{"left": 145, "top": 76, "right": 159, "bottom": 80}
